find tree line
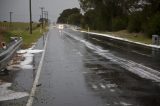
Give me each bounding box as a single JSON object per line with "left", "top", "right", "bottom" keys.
{"left": 57, "top": 0, "right": 160, "bottom": 37}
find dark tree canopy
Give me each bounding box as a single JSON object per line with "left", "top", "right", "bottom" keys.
{"left": 78, "top": 0, "right": 160, "bottom": 36}
{"left": 57, "top": 0, "right": 160, "bottom": 36}
{"left": 57, "top": 8, "right": 82, "bottom": 26}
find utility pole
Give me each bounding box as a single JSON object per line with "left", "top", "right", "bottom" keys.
{"left": 46, "top": 12, "right": 48, "bottom": 21}
{"left": 46, "top": 11, "right": 48, "bottom": 24}
{"left": 40, "top": 7, "right": 45, "bottom": 46}
{"left": 43, "top": 11, "right": 47, "bottom": 24}
{"left": 40, "top": 7, "right": 44, "bottom": 29}
{"left": 43, "top": 11, "right": 48, "bottom": 24}
{"left": 40, "top": 15, "right": 42, "bottom": 19}
{"left": 9, "top": 12, "right": 13, "bottom": 29}
{"left": 29, "top": 0, "right": 32, "bottom": 34}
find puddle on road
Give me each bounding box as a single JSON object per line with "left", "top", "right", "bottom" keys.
{"left": 82, "top": 54, "right": 160, "bottom": 106}
{"left": 64, "top": 31, "right": 160, "bottom": 106}
{"left": 0, "top": 36, "right": 45, "bottom": 106}
{"left": 7, "top": 47, "right": 44, "bottom": 71}
{"left": 65, "top": 31, "right": 160, "bottom": 82}
{"left": 0, "top": 45, "right": 44, "bottom": 103}
{"left": 75, "top": 44, "right": 160, "bottom": 106}
{"left": 0, "top": 82, "right": 28, "bottom": 102}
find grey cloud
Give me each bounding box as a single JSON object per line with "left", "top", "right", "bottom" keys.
{"left": 0, "top": 0, "right": 79, "bottom": 22}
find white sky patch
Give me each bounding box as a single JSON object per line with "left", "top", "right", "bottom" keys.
{"left": 0, "top": 83, "right": 28, "bottom": 101}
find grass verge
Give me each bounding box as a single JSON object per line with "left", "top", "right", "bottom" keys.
{"left": 85, "top": 29, "right": 152, "bottom": 44}
{"left": 0, "top": 22, "right": 48, "bottom": 48}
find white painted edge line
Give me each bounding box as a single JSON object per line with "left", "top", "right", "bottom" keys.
{"left": 79, "top": 30, "right": 160, "bottom": 49}
{"left": 26, "top": 32, "right": 49, "bottom": 106}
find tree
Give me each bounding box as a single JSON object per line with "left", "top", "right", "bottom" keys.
{"left": 39, "top": 18, "right": 48, "bottom": 23}
{"left": 57, "top": 8, "right": 82, "bottom": 25}
{"left": 68, "top": 13, "right": 82, "bottom": 26}
{"left": 78, "top": 0, "right": 160, "bottom": 36}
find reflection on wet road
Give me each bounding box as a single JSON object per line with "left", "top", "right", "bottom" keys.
{"left": 33, "top": 28, "right": 160, "bottom": 106}
{"left": 0, "top": 36, "right": 44, "bottom": 106}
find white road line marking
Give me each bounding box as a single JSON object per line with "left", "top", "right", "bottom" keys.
{"left": 26, "top": 32, "right": 49, "bottom": 106}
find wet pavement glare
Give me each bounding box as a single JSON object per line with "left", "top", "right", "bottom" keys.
{"left": 33, "top": 28, "right": 160, "bottom": 106}
{"left": 1, "top": 28, "right": 160, "bottom": 106}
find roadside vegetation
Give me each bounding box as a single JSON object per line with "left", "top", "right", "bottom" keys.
{"left": 106, "top": 30, "right": 151, "bottom": 44}
{"left": 57, "top": 0, "right": 160, "bottom": 44}
{"left": 57, "top": 8, "right": 82, "bottom": 26}
{"left": 0, "top": 22, "right": 47, "bottom": 48}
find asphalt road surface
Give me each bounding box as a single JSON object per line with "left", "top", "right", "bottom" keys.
{"left": 1, "top": 27, "right": 160, "bottom": 106}
{"left": 32, "top": 28, "right": 160, "bottom": 106}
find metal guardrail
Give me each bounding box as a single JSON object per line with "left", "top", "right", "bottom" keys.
{"left": 0, "top": 38, "right": 22, "bottom": 71}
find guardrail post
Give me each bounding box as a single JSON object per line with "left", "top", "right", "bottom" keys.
{"left": 152, "top": 35, "right": 160, "bottom": 45}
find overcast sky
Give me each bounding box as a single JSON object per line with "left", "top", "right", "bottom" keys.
{"left": 0, "top": 0, "right": 80, "bottom": 22}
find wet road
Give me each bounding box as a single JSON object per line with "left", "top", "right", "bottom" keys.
{"left": 32, "top": 28, "right": 160, "bottom": 106}
{"left": 0, "top": 36, "right": 44, "bottom": 106}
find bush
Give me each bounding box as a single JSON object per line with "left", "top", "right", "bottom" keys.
{"left": 127, "top": 13, "right": 142, "bottom": 33}
{"left": 36, "top": 23, "right": 41, "bottom": 28}
{"left": 112, "top": 17, "right": 128, "bottom": 31}
{"left": 145, "top": 13, "right": 160, "bottom": 37}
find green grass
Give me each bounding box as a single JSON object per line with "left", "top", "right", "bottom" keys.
{"left": 84, "top": 29, "right": 152, "bottom": 44}
{"left": 106, "top": 30, "right": 152, "bottom": 44}
{"left": 0, "top": 22, "right": 47, "bottom": 48}
{"left": 0, "top": 22, "right": 37, "bottom": 30}
{"left": 10, "top": 28, "right": 46, "bottom": 48}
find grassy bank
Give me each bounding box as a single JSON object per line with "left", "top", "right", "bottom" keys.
{"left": 87, "top": 29, "right": 152, "bottom": 44}
{"left": 0, "top": 22, "right": 47, "bottom": 48}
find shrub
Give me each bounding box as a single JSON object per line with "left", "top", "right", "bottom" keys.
{"left": 112, "top": 17, "right": 128, "bottom": 31}
{"left": 127, "top": 13, "right": 142, "bottom": 33}
{"left": 36, "top": 23, "right": 41, "bottom": 28}
{"left": 145, "top": 13, "right": 160, "bottom": 37}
